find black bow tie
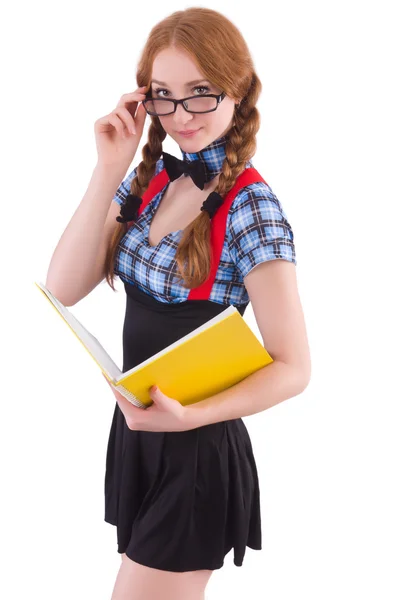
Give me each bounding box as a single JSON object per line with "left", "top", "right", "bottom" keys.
{"left": 162, "top": 152, "right": 206, "bottom": 190}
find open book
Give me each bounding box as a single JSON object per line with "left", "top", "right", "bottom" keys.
{"left": 35, "top": 281, "right": 273, "bottom": 409}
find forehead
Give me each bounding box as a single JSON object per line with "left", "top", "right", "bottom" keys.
{"left": 151, "top": 77, "right": 210, "bottom": 87}
{"left": 151, "top": 48, "right": 207, "bottom": 86}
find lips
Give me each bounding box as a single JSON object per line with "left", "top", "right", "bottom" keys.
{"left": 178, "top": 128, "right": 201, "bottom": 134}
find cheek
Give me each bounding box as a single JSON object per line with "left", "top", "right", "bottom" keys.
{"left": 219, "top": 102, "right": 236, "bottom": 121}
{"left": 157, "top": 105, "right": 233, "bottom": 132}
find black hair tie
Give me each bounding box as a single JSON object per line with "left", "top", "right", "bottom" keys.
{"left": 116, "top": 193, "right": 143, "bottom": 223}
{"left": 200, "top": 191, "right": 223, "bottom": 219}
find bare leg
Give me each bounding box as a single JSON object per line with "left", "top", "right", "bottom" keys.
{"left": 111, "top": 553, "right": 213, "bottom": 600}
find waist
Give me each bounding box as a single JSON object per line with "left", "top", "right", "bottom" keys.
{"left": 121, "top": 281, "right": 242, "bottom": 372}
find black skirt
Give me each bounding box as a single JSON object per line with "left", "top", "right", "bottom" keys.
{"left": 104, "top": 281, "right": 262, "bottom": 572}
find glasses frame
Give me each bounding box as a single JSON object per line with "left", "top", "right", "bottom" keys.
{"left": 142, "top": 91, "right": 227, "bottom": 116}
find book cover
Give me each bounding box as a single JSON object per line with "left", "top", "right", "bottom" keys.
{"left": 35, "top": 281, "right": 273, "bottom": 408}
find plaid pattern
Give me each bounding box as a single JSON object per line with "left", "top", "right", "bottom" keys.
{"left": 113, "top": 138, "right": 296, "bottom": 305}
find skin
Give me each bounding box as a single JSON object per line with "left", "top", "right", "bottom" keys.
{"left": 109, "top": 47, "right": 236, "bottom": 600}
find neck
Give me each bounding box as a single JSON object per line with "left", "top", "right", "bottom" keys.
{"left": 179, "top": 134, "right": 228, "bottom": 183}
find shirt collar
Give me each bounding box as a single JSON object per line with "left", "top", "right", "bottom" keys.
{"left": 179, "top": 134, "right": 228, "bottom": 183}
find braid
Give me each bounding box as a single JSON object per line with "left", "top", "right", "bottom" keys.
{"left": 174, "top": 73, "right": 261, "bottom": 289}
{"left": 131, "top": 117, "right": 166, "bottom": 197}
{"left": 104, "top": 117, "right": 166, "bottom": 291}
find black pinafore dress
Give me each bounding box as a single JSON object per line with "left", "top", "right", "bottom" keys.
{"left": 104, "top": 166, "right": 265, "bottom": 572}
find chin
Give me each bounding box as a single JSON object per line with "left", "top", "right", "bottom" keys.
{"left": 178, "top": 131, "right": 212, "bottom": 152}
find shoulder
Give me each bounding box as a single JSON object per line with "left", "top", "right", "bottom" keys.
{"left": 226, "top": 160, "right": 291, "bottom": 218}
{"left": 226, "top": 175, "right": 297, "bottom": 278}
{"left": 229, "top": 173, "right": 289, "bottom": 217}
{"left": 228, "top": 169, "right": 294, "bottom": 230}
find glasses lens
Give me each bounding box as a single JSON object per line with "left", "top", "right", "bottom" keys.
{"left": 144, "top": 96, "right": 218, "bottom": 116}
{"left": 185, "top": 96, "right": 218, "bottom": 113}
{"left": 144, "top": 99, "right": 175, "bottom": 115}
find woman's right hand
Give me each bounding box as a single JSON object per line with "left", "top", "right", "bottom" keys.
{"left": 94, "top": 85, "right": 149, "bottom": 168}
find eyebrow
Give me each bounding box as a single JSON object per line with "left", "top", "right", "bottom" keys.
{"left": 151, "top": 79, "right": 210, "bottom": 87}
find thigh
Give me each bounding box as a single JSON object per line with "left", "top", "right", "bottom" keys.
{"left": 111, "top": 553, "right": 213, "bottom": 600}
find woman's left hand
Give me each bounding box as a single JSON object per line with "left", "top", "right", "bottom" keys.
{"left": 102, "top": 374, "right": 195, "bottom": 432}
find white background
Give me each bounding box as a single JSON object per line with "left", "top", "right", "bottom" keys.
{"left": 2, "top": 0, "right": 396, "bottom": 598}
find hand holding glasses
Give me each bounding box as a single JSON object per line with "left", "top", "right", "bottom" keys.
{"left": 94, "top": 86, "right": 149, "bottom": 170}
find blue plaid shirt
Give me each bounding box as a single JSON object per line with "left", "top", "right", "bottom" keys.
{"left": 113, "top": 136, "right": 296, "bottom": 306}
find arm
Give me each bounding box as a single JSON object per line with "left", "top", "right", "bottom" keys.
{"left": 45, "top": 163, "right": 129, "bottom": 306}
{"left": 185, "top": 259, "right": 311, "bottom": 428}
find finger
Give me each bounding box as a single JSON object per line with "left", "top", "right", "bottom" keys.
{"left": 115, "top": 106, "right": 137, "bottom": 135}
{"left": 107, "top": 113, "right": 125, "bottom": 137}
{"left": 116, "top": 90, "right": 147, "bottom": 112}
{"left": 134, "top": 101, "right": 148, "bottom": 128}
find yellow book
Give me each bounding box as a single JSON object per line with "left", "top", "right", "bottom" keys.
{"left": 35, "top": 281, "right": 273, "bottom": 409}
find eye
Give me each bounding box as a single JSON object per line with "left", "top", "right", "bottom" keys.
{"left": 194, "top": 85, "right": 210, "bottom": 95}
{"left": 153, "top": 88, "right": 168, "bottom": 97}
{"left": 153, "top": 85, "right": 211, "bottom": 97}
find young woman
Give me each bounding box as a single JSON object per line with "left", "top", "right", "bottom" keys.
{"left": 46, "top": 7, "right": 311, "bottom": 600}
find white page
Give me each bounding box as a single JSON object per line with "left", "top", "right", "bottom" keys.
{"left": 36, "top": 281, "right": 122, "bottom": 381}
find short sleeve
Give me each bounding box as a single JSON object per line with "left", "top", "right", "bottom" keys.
{"left": 226, "top": 182, "right": 297, "bottom": 279}
{"left": 112, "top": 159, "right": 165, "bottom": 206}
{"left": 112, "top": 166, "right": 138, "bottom": 206}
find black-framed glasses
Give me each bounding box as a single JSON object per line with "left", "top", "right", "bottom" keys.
{"left": 142, "top": 91, "right": 226, "bottom": 116}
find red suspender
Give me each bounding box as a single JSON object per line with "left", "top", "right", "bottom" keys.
{"left": 188, "top": 168, "right": 266, "bottom": 300}
{"left": 126, "top": 168, "right": 170, "bottom": 228}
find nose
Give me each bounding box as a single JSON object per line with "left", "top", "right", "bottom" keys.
{"left": 172, "top": 102, "right": 194, "bottom": 126}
